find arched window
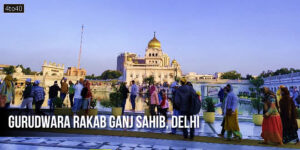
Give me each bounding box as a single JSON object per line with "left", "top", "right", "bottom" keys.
{"left": 152, "top": 53, "right": 155, "bottom": 56}
{"left": 156, "top": 53, "right": 158, "bottom": 56}
{"left": 149, "top": 53, "right": 151, "bottom": 57}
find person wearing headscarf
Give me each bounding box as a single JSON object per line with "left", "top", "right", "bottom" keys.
{"left": 224, "top": 84, "right": 242, "bottom": 141}
{"left": 81, "top": 80, "right": 93, "bottom": 115}
{"left": 279, "top": 87, "right": 299, "bottom": 144}
{"left": 119, "top": 82, "right": 129, "bottom": 115}
{"left": 150, "top": 85, "right": 159, "bottom": 116}
{"left": 0, "top": 75, "right": 15, "bottom": 109}
{"left": 260, "top": 87, "right": 283, "bottom": 145}
{"left": 31, "top": 80, "right": 45, "bottom": 115}
{"left": 276, "top": 85, "right": 285, "bottom": 112}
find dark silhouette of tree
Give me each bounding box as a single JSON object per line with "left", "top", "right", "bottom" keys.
{"left": 221, "top": 70, "right": 241, "bottom": 80}
{"left": 3, "top": 66, "right": 15, "bottom": 75}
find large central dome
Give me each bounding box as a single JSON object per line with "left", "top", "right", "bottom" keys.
{"left": 148, "top": 33, "right": 161, "bottom": 48}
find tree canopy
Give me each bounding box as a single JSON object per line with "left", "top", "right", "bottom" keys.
{"left": 16, "top": 64, "right": 36, "bottom": 75}
{"left": 3, "top": 66, "right": 15, "bottom": 75}
{"left": 143, "top": 76, "right": 154, "bottom": 85}
{"left": 86, "top": 70, "right": 122, "bottom": 80}
{"left": 259, "top": 68, "right": 300, "bottom": 78}
{"left": 221, "top": 70, "right": 242, "bottom": 80}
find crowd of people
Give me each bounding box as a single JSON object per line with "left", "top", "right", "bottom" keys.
{"left": 119, "top": 78, "right": 201, "bottom": 139}
{"left": 0, "top": 74, "right": 299, "bottom": 145}
{"left": 0, "top": 75, "right": 93, "bottom": 116}
{"left": 217, "top": 85, "right": 299, "bottom": 145}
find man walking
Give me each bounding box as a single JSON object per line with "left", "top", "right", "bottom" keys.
{"left": 31, "top": 80, "right": 45, "bottom": 115}
{"left": 68, "top": 81, "right": 75, "bottom": 107}
{"left": 174, "top": 78, "right": 196, "bottom": 139}
{"left": 49, "top": 81, "right": 61, "bottom": 114}
{"left": 20, "top": 78, "right": 33, "bottom": 114}
{"left": 119, "top": 82, "right": 129, "bottom": 115}
{"left": 130, "top": 80, "right": 138, "bottom": 112}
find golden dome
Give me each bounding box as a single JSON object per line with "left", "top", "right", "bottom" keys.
{"left": 172, "top": 59, "right": 177, "bottom": 64}
{"left": 148, "top": 32, "right": 161, "bottom": 48}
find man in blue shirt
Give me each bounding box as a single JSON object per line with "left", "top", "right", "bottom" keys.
{"left": 31, "top": 80, "right": 45, "bottom": 115}
{"left": 130, "top": 80, "right": 138, "bottom": 112}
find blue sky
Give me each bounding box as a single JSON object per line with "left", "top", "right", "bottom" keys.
{"left": 1, "top": 0, "right": 300, "bottom": 76}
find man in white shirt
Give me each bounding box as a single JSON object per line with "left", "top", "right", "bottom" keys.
{"left": 72, "top": 78, "right": 84, "bottom": 115}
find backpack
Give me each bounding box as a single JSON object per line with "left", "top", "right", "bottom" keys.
{"left": 190, "top": 89, "right": 201, "bottom": 115}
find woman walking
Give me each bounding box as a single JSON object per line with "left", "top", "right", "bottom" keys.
{"left": 261, "top": 87, "right": 283, "bottom": 145}
{"left": 279, "top": 87, "right": 299, "bottom": 144}
{"left": 150, "top": 85, "right": 159, "bottom": 116}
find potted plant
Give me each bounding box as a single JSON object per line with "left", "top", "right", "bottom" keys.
{"left": 53, "top": 97, "right": 72, "bottom": 115}
{"left": 79, "top": 99, "right": 98, "bottom": 115}
{"left": 202, "top": 97, "right": 215, "bottom": 123}
{"left": 249, "top": 77, "right": 264, "bottom": 126}
{"left": 100, "top": 91, "right": 123, "bottom": 116}
{"left": 251, "top": 98, "right": 263, "bottom": 125}
{"left": 110, "top": 91, "right": 123, "bottom": 116}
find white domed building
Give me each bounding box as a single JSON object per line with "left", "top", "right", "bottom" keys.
{"left": 117, "top": 33, "right": 182, "bottom": 85}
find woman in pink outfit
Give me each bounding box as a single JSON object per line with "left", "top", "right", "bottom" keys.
{"left": 150, "top": 85, "right": 159, "bottom": 116}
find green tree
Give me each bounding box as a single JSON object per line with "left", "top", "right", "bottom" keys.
{"left": 143, "top": 75, "right": 154, "bottom": 85}
{"left": 16, "top": 64, "right": 34, "bottom": 75}
{"left": 245, "top": 74, "right": 254, "bottom": 80}
{"left": 86, "top": 74, "right": 97, "bottom": 80}
{"left": 250, "top": 77, "right": 264, "bottom": 90}
{"left": 3, "top": 66, "right": 15, "bottom": 75}
{"left": 100, "top": 70, "right": 122, "bottom": 80}
{"left": 221, "top": 70, "right": 242, "bottom": 80}
{"left": 249, "top": 77, "right": 264, "bottom": 114}
{"left": 259, "top": 68, "right": 300, "bottom": 78}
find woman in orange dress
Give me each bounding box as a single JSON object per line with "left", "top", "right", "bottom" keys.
{"left": 261, "top": 87, "right": 283, "bottom": 145}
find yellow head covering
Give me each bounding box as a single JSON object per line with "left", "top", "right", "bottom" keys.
{"left": 180, "top": 77, "right": 187, "bottom": 84}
